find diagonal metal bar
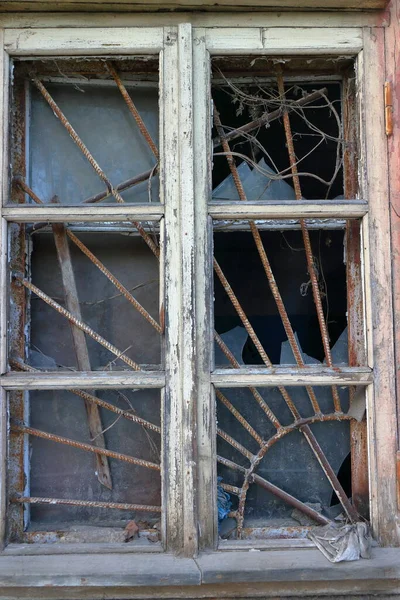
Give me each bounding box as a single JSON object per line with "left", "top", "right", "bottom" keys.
{"left": 276, "top": 68, "right": 342, "bottom": 414}
{"left": 217, "top": 455, "right": 330, "bottom": 526}
{"left": 66, "top": 229, "right": 162, "bottom": 334}
{"left": 17, "top": 276, "right": 141, "bottom": 371}
{"left": 214, "top": 258, "right": 358, "bottom": 522}
{"left": 213, "top": 99, "right": 359, "bottom": 525}
{"left": 216, "top": 389, "right": 263, "bottom": 446}
{"left": 106, "top": 62, "right": 159, "bottom": 160}
{"left": 217, "top": 428, "right": 255, "bottom": 461}
{"left": 83, "top": 168, "right": 156, "bottom": 205}
{"left": 51, "top": 197, "right": 112, "bottom": 490}
{"left": 214, "top": 257, "right": 301, "bottom": 419}
{"left": 10, "top": 360, "right": 161, "bottom": 434}
{"left": 12, "top": 423, "right": 160, "bottom": 471}
{"left": 214, "top": 331, "right": 281, "bottom": 429}
{"left": 11, "top": 181, "right": 162, "bottom": 334}
{"left": 32, "top": 78, "right": 159, "bottom": 258}
{"left": 213, "top": 102, "right": 321, "bottom": 416}
{"left": 213, "top": 87, "right": 328, "bottom": 150}
{"left": 12, "top": 496, "right": 161, "bottom": 513}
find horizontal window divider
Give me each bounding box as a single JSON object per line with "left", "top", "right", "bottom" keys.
{"left": 208, "top": 200, "right": 368, "bottom": 220}
{"left": 211, "top": 366, "right": 373, "bottom": 387}
{"left": 4, "top": 27, "right": 164, "bottom": 56}
{"left": 2, "top": 204, "right": 164, "bottom": 223}
{"left": 0, "top": 370, "right": 165, "bottom": 390}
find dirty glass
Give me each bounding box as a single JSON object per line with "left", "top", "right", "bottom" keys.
{"left": 9, "top": 59, "right": 159, "bottom": 206}
{"left": 8, "top": 387, "right": 162, "bottom": 545}
{"left": 9, "top": 222, "right": 161, "bottom": 371}
{"left": 216, "top": 385, "right": 354, "bottom": 540}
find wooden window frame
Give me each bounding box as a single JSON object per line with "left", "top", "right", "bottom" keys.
{"left": 0, "top": 16, "right": 396, "bottom": 590}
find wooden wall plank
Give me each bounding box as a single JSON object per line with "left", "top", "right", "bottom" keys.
{"left": 0, "top": 0, "right": 389, "bottom": 11}
{"left": 0, "top": 12, "right": 388, "bottom": 28}
{"left": 385, "top": 0, "right": 400, "bottom": 514}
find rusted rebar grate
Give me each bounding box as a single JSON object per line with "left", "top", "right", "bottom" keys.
{"left": 212, "top": 66, "right": 362, "bottom": 538}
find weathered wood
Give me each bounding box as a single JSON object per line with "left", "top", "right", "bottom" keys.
{"left": 193, "top": 30, "right": 216, "bottom": 551}
{"left": 1, "top": 371, "right": 165, "bottom": 389}
{"left": 0, "top": 0, "right": 390, "bottom": 11}
{"left": 360, "top": 27, "right": 399, "bottom": 546}
{"left": 162, "top": 24, "right": 198, "bottom": 556}
{"left": 343, "top": 70, "right": 369, "bottom": 519}
{"left": 211, "top": 366, "right": 372, "bottom": 387}
{"left": 3, "top": 205, "right": 164, "bottom": 222}
{"left": 0, "top": 388, "right": 6, "bottom": 549}
{"left": 208, "top": 200, "right": 367, "bottom": 220}
{"left": 0, "top": 12, "right": 389, "bottom": 28}
{"left": 205, "top": 26, "right": 362, "bottom": 54}
{"left": 4, "top": 26, "right": 163, "bottom": 55}
{"left": 0, "top": 39, "right": 9, "bottom": 376}
{"left": 385, "top": 0, "right": 400, "bottom": 517}
{"left": 52, "top": 216, "right": 112, "bottom": 489}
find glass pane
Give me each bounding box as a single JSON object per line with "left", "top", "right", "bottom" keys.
{"left": 216, "top": 384, "right": 355, "bottom": 540}
{"left": 213, "top": 225, "right": 351, "bottom": 367}
{"left": 9, "top": 222, "right": 162, "bottom": 371}
{"left": 9, "top": 59, "right": 159, "bottom": 205}
{"left": 8, "top": 388, "right": 162, "bottom": 545}
{"left": 211, "top": 60, "right": 347, "bottom": 203}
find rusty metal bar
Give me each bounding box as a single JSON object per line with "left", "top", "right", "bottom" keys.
{"left": 11, "top": 423, "right": 160, "bottom": 471}
{"left": 12, "top": 496, "right": 161, "bottom": 513}
{"left": 251, "top": 473, "right": 331, "bottom": 526}
{"left": 299, "top": 425, "right": 358, "bottom": 522}
{"left": 51, "top": 199, "right": 112, "bottom": 490}
{"left": 10, "top": 360, "right": 161, "bottom": 433}
{"left": 106, "top": 62, "right": 159, "bottom": 160}
{"left": 32, "top": 78, "right": 159, "bottom": 258}
{"left": 213, "top": 97, "right": 359, "bottom": 526}
{"left": 17, "top": 277, "right": 141, "bottom": 371}
{"left": 276, "top": 69, "right": 342, "bottom": 414}
{"left": 217, "top": 456, "right": 330, "bottom": 526}
{"left": 66, "top": 229, "right": 162, "bottom": 334}
{"left": 213, "top": 87, "right": 328, "bottom": 149}
{"left": 83, "top": 168, "right": 155, "bottom": 204}
{"left": 216, "top": 389, "right": 263, "bottom": 446}
{"left": 213, "top": 103, "right": 321, "bottom": 417}
{"left": 220, "top": 483, "right": 241, "bottom": 496}
{"left": 214, "top": 331, "right": 281, "bottom": 429}
{"left": 217, "top": 428, "right": 255, "bottom": 462}
{"left": 214, "top": 258, "right": 300, "bottom": 419}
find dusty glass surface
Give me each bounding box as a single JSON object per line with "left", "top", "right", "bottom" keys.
{"left": 8, "top": 223, "right": 162, "bottom": 370}
{"left": 8, "top": 387, "right": 162, "bottom": 542}
{"left": 9, "top": 59, "right": 160, "bottom": 206}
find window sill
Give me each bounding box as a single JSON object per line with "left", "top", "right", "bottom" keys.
{"left": 0, "top": 547, "right": 399, "bottom": 598}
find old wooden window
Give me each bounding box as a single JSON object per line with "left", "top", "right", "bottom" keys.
{"left": 0, "top": 22, "right": 397, "bottom": 561}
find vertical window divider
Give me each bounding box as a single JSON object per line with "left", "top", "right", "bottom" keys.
{"left": 359, "top": 27, "right": 398, "bottom": 545}
{"left": 193, "top": 28, "right": 216, "bottom": 551}
{"left": 162, "top": 23, "right": 198, "bottom": 556}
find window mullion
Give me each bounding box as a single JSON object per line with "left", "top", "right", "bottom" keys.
{"left": 193, "top": 29, "right": 216, "bottom": 551}
{"left": 359, "top": 28, "right": 398, "bottom": 545}
{"left": 162, "top": 23, "right": 198, "bottom": 557}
